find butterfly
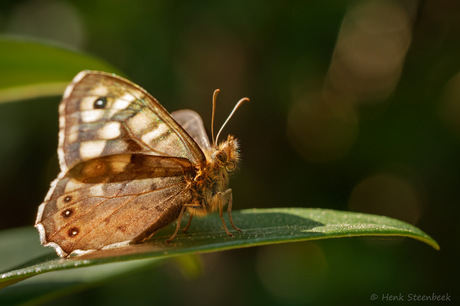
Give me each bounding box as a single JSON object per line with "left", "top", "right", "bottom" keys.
{"left": 35, "top": 70, "right": 248, "bottom": 257}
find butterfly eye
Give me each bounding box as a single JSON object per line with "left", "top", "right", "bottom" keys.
{"left": 93, "top": 97, "right": 108, "bottom": 109}
{"left": 213, "top": 151, "right": 227, "bottom": 163}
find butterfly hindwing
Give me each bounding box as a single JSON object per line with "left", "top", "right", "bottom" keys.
{"left": 171, "top": 109, "right": 212, "bottom": 152}
{"left": 36, "top": 154, "right": 195, "bottom": 257}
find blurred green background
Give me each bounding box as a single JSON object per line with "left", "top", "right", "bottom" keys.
{"left": 0, "top": 0, "right": 458, "bottom": 305}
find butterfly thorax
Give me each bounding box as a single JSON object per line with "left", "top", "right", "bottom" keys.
{"left": 189, "top": 135, "right": 239, "bottom": 215}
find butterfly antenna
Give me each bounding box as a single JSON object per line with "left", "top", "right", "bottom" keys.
{"left": 211, "top": 89, "right": 220, "bottom": 144}
{"left": 215, "top": 96, "right": 250, "bottom": 144}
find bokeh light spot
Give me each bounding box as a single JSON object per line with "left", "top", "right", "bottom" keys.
{"left": 438, "top": 71, "right": 460, "bottom": 138}
{"left": 348, "top": 173, "right": 422, "bottom": 225}
{"left": 7, "top": 0, "right": 85, "bottom": 48}
{"left": 287, "top": 92, "right": 358, "bottom": 162}
{"left": 257, "top": 243, "right": 328, "bottom": 303}
{"left": 325, "top": 0, "right": 414, "bottom": 103}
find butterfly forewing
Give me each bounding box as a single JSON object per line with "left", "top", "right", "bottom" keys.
{"left": 58, "top": 71, "right": 205, "bottom": 172}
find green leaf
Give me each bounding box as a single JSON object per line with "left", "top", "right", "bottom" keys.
{"left": 0, "top": 36, "right": 122, "bottom": 103}
{"left": 0, "top": 207, "right": 439, "bottom": 292}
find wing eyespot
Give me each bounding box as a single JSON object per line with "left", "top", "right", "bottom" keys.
{"left": 93, "top": 97, "right": 108, "bottom": 109}
{"left": 67, "top": 227, "right": 79, "bottom": 238}
{"left": 62, "top": 208, "right": 73, "bottom": 218}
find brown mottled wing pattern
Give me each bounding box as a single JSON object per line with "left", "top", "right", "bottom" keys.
{"left": 58, "top": 71, "right": 205, "bottom": 172}
{"left": 37, "top": 155, "right": 194, "bottom": 257}
{"left": 35, "top": 71, "right": 206, "bottom": 257}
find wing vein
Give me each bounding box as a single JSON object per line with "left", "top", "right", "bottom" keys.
{"left": 45, "top": 180, "right": 186, "bottom": 236}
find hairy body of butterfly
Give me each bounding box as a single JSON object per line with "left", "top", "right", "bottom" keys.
{"left": 35, "top": 70, "right": 247, "bottom": 257}
{"left": 185, "top": 135, "right": 240, "bottom": 224}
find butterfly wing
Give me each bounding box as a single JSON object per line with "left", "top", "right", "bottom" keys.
{"left": 171, "top": 109, "right": 212, "bottom": 152}
{"left": 58, "top": 70, "right": 206, "bottom": 173}
{"left": 36, "top": 71, "right": 206, "bottom": 257}
{"left": 36, "top": 155, "right": 194, "bottom": 257}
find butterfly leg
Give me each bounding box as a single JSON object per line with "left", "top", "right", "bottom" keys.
{"left": 183, "top": 214, "right": 194, "bottom": 233}
{"left": 224, "top": 188, "right": 241, "bottom": 232}
{"left": 167, "top": 203, "right": 202, "bottom": 242}
{"left": 218, "top": 193, "right": 232, "bottom": 236}
{"left": 166, "top": 205, "right": 187, "bottom": 242}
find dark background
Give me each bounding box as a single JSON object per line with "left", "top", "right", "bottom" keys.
{"left": 0, "top": 0, "right": 459, "bottom": 305}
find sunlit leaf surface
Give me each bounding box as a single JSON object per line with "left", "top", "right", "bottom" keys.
{"left": 0, "top": 207, "right": 439, "bottom": 292}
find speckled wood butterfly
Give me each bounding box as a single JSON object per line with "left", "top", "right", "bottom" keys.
{"left": 35, "top": 70, "right": 248, "bottom": 257}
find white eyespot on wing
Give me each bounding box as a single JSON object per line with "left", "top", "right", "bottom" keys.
{"left": 98, "top": 122, "right": 122, "bottom": 139}
{"left": 80, "top": 140, "right": 107, "bottom": 159}
{"left": 141, "top": 123, "right": 168, "bottom": 144}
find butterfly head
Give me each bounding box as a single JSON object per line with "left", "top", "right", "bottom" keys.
{"left": 212, "top": 135, "right": 240, "bottom": 173}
